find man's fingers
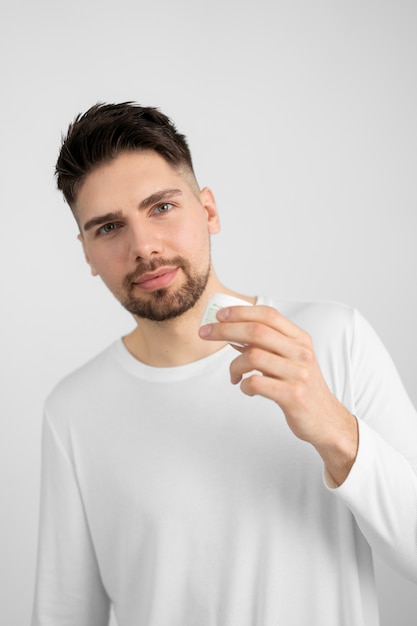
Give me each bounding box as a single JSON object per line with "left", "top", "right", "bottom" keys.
{"left": 217, "top": 305, "right": 302, "bottom": 339}
{"left": 229, "top": 348, "right": 299, "bottom": 385}
{"left": 200, "top": 319, "right": 302, "bottom": 359}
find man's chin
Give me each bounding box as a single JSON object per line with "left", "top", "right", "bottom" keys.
{"left": 121, "top": 288, "right": 203, "bottom": 322}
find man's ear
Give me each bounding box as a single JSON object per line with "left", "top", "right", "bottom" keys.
{"left": 200, "top": 187, "right": 221, "bottom": 235}
{"left": 77, "top": 233, "right": 99, "bottom": 276}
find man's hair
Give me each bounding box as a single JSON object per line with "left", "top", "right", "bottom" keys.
{"left": 55, "top": 102, "right": 195, "bottom": 206}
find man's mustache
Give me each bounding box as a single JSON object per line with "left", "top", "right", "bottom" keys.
{"left": 124, "top": 256, "right": 186, "bottom": 287}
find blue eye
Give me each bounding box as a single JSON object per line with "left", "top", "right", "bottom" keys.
{"left": 153, "top": 203, "right": 173, "bottom": 215}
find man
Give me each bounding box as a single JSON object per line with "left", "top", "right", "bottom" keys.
{"left": 32, "top": 102, "right": 417, "bottom": 626}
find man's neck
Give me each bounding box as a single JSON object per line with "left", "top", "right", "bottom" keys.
{"left": 122, "top": 283, "right": 254, "bottom": 368}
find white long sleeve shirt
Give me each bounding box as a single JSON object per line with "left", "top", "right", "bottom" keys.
{"left": 31, "top": 298, "right": 417, "bottom": 626}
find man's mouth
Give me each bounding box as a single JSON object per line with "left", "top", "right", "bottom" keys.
{"left": 132, "top": 267, "right": 179, "bottom": 292}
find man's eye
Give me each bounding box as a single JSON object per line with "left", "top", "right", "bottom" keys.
{"left": 153, "top": 203, "right": 173, "bottom": 215}
{"left": 98, "top": 223, "right": 120, "bottom": 235}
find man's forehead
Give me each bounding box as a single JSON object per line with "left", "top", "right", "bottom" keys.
{"left": 75, "top": 152, "right": 191, "bottom": 206}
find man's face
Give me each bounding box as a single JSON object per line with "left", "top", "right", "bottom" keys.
{"left": 75, "top": 151, "right": 220, "bottom": 321}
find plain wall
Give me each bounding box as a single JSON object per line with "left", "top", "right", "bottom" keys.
{"left": 1, "top": 1, "right": 416, "bottom": 624}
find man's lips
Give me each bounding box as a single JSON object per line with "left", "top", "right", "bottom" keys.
{"left": 132, "top": 267, "right": 179, "bottom": 291}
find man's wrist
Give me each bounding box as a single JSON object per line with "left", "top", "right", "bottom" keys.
{"left": 316, "top": 413, "right": 359, "bottom": 487}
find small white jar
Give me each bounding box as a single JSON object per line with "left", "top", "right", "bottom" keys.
{"left": 200, "top": 293, "right": 253, "bottom": 326}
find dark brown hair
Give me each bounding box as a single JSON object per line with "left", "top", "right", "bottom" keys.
{"left": 55, "top": 102, "right": 195, "bottom": 206}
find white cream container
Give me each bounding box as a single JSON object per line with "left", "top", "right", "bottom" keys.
{"left": 200, "top": 293, "right": 252, "bottom": 326}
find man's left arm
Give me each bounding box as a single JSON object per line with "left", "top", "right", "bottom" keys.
{"left": 199, "top": 304, "right": 417, "bottom": 582}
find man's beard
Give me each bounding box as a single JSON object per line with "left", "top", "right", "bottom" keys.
{"left": 120, "top": 256, "right": 211, "bottom": 322}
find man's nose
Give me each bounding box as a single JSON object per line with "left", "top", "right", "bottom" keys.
{"left": 128, "top": 221, "right": 163, "bottom": 261}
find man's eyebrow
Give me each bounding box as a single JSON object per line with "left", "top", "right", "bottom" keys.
{"left": 82, "top": 189, "right": 183, "bottom": 232}
{"left": 82, "top": 210, "right": 124, "bottom": 232}
{"left": 139, "top": 188, "right": 183, "bottom": 210}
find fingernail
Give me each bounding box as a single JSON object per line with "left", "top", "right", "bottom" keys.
{"left": 199, "top": 324, "right": 212, "bottom": 338}
{"left": 217, "top": 307, "right": 230, "bottom": 321}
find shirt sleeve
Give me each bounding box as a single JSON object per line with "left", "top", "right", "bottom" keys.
{"left": 31, "top": 412, "right": 111, "bottom": 626}
{"left": 327, "top": 310, "right": 417, "bottom": 583}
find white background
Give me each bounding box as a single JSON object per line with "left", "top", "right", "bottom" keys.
{"left": 1, "top": 0, "right": 416, "bottom": 624}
